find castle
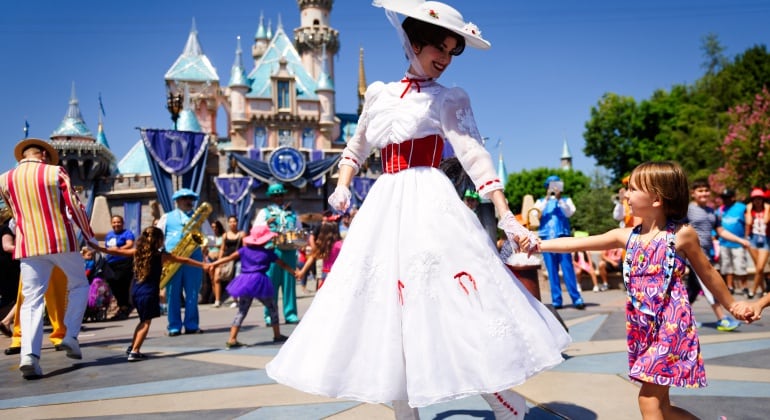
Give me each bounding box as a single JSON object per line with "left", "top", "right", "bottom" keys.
{"left": 47, "top": 0, "right": 374, "bottom": 237}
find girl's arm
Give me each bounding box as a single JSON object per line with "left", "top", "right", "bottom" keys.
{"left": 295, "top": 254, "right": 317, "bottom": 279}
{"left": 764, "top": 203, "right": 770, "bottom": 225}
{"left": 538, "top": 228, "right": 629, "bottom": 253}
{"left": 211, "top": 250, "right": 239, "bottom": 267}
{"left": 679, "top": 225, "right": 747, "bottom": 318}
{"left": 95, "top": 244, "right": 135, "bottom": 257}
{"left": 217, "top": 234, "right": 227, "bottom": 260}
{"left": 274, "top": 258, "right": 296, "bottom": 276}
{"left": 162, "top": 253, "right": 209, "bottom": 271}
{"left": 745, "top": 203, "right": 754, "bottom": 238}
{"left": 748, "top": 293, "right": 770, "bottom": 321}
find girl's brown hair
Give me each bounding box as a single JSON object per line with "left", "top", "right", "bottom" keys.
{"left": 133, "top": 226, "right": 165, "bottom": 282}
{"left": 630, "top": 161, "right": 690, "bottom": 220}
{"left": 312, "top": 222, "right": 341, "bottom": 261}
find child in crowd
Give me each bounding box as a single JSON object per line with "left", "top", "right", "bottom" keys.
{"left": 97, "top": 227, "right": 209, "bottom": 361}
{"left": 210, "top": 225, "right": 294, "bottom": 349}
{"left": 529, "top": 161, "right": 753, "bottom": 419}
{"left": 295, "top": 221, "right": 342, "bottom": 290}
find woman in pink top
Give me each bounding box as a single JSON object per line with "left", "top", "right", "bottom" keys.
{"left": 295, "top": 222, "right": 342, "bottom": 290}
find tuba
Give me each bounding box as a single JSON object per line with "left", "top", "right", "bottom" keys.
{"left": 159, "top": 202, "right": 212, "bottom": 288}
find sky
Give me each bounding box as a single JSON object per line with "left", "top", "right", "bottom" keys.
{"left": 1, "top": 0, "right": 769, "bottom": 178}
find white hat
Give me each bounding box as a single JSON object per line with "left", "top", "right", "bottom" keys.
{"left": 374, "top": 0, "right": 490, "bottom": 50}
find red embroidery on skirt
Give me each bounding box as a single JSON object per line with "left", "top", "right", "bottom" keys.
{"left": 494, "top": 392, "right": 519, "bottom": 415}
{"left": 454, "top": 271, "right": 477, "bottom": 295}
{"left": 397, "top": 280, "right": 405, "bottom": 305}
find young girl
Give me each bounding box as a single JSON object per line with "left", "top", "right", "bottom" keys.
{"left": 295, "top": 221, "right": 342, "bottom": 290}
{"left": 211, "top": 225, "right": 293, "bottom": 348}
{"left": 745, "top": 188, "right": 769, "bottom": 298}
{"left": 532, "top": 161, "right": 751, "bottom": 419}
{"left": 98, "top": 227, "right": 209, "bottom": 361}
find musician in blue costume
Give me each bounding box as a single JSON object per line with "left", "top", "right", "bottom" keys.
{"left": 156, "top": 188, "right": 210, "bottom": 335}
{"left": 533, "top": 175, "right": 585, "bottom": 310}
{"left": 252, "top": 183, "right": 299, "bottom": 324}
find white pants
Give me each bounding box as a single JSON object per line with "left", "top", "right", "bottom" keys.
{"left": 19, "top": 252, "right": 89, "bottom": 359}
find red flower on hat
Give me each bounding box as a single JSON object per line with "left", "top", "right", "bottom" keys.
{"left": 428, "top": 9, "right": 439, "bottom": 19}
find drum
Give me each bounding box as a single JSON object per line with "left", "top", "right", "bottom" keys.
{"left": 275, "top": 229, "right": 309, "bottom": 251}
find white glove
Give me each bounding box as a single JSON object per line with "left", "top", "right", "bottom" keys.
{"left": 328, "top": 186, "right": 352, "bottom": 213}
{"left": 498, "top": 211, "right": 538, "bottom": 253}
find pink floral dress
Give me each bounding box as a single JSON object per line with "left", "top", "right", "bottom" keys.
{"left": 623, "top": 222, "right": 707, "bottom": 388}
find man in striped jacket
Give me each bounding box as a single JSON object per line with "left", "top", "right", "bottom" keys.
{"left": 0, "top": 138, "right": 97, "bottom": 379}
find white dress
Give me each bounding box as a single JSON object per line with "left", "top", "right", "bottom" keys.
{"left": 266, "top": 74, "right": 571, "bottom": 408}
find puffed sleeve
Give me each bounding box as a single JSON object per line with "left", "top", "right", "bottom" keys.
{"left": 440, "top": 87, "right": 503, "bottom": 198}
{"left": 339, "top": 82, "right": 385, "bottom": 173}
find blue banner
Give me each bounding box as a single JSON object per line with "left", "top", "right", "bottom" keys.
{"left": 351, "top": 177, "right": 376, "bottom": 206}
{"left": 141, "top": 129, "right": 208, "bottom": 175}
{"left": 124, "top": 201, "right": 142, "bottom": 239}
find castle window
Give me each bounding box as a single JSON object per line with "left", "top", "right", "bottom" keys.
{"left": 278, "top": 129, "right": 294, "bottom": 147}
{"left": 254, "top": 126, "right": 267, "bottom": 148}
{"left": 302, "top": 128, "right": 315, "bottom": 149}
{"left": 277, "top": 81, "right": 291, "bottom": 110}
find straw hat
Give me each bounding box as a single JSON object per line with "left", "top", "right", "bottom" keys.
{"left": 375, "top": 0, "right": 490, "bottom": 50}
{"left": 14, "top": 138, "right": 59, "bottom": 165}
{"left": 242, "top": 225, "right": 278, "bottom": 246}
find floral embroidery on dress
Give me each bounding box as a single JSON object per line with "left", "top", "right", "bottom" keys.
{"left": 487, "top": 317, "right": 514, "bottom": 338}
{"left": 455, "top": 107, "right": 482, "bottom": 141}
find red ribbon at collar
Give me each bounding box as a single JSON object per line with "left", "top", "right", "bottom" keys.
{"left": 400, "top": 77, "right": 430, "bottom": 98}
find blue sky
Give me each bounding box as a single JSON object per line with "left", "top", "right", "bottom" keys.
{"left": 1, "top": 0, "right": 768, "bottom": 177}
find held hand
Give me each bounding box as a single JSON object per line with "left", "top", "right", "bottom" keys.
{"left": 328, "top": 186, "right": 351, "bottom": 213}
{"left": 748, "top": 301, "right": 765, "bottom": 322}
{"left": 728, "top": 301, "right": 756, "bottom": 323}
{"left": 497, "top": 211, "right": 538, "bottom": 254}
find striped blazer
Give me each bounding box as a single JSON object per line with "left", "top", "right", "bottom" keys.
{"left": 0, "top": 158, "right": 95, "bottom": 258}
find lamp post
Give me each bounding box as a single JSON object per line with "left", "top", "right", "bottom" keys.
{"left": 166, "top": 91, "right": 183, "bottom": 130}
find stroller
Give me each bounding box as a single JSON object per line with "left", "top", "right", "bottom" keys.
{"left": 84, "top": 251, "right": 115, "bottom": 322}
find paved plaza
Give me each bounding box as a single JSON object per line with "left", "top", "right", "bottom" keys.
{"left": 1, "top": 278, "right": 769, "bottom": 419}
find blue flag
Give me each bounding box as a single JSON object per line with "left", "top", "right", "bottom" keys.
{"left": 23, "top": 120, "right": 29, "bottom": 138}
{"left": 98, "top": 93, "right": 106, "bottom": 117}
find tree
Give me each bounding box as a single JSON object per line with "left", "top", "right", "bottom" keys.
{"left": 570, "top": 170, "right": 619, "bottom": 235}
{"left": 701, "top": 33, "right": 728, "bottom": 76}
{"left": 715, "top": 87, "right": 770, "bottom": 193}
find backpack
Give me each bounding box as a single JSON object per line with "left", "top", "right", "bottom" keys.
{"left": 84, "top": 276, "right": 114, "bottom": 322}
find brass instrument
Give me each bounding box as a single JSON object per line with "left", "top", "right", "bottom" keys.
{"left": 0, "top": 204, "right": 12, "bottom": 225}
{"left": 159, "top": 202, "right": 212, "bottom": 288}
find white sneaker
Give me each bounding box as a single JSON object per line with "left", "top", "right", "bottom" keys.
{"left": 212, "top": 301, "right": 221, "bottom": 308}
{"left": 60, "top": 336, "right": 82, "bottom": 359}
{"left": 20, "top": 354, "right": 43, "bottom": 379}
{"left": 229, "top": 301, "right": 238, "bottom": 308}
{"left": 592, "top": 285, "right": 600, "bottom": 292}
{"left": 482, "top": 389, "right": 528, "bottom": 420}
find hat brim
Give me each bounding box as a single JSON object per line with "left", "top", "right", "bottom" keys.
{"left": 376, "top": 0, "right": 491, "bottom": 50}
{"left": 14, "top": 138, "right": 59, "bottom": 165}
{"left": 243, "top": 231, "right": 277, "bottom": 246}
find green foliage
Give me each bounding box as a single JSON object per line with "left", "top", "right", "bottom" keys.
{"left": 503, "top": 168, "right": 618, "bottom": 234}
{"left": 582, "top": 39, "right": 770, "bottom": 187}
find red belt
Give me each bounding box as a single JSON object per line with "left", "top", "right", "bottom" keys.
{"left": 381, "top": 135, "right": 444, "bottom": 174}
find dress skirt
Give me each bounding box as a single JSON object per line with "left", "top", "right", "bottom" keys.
{"left": 266, "top": 167, "right": 571, "bottom": 407}
{"left": 226, "top": 272, "right": 274, "bottom": 300}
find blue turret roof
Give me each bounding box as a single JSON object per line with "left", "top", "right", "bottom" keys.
{"left": 96, "top": 122, "right": 110, "bottom": 148}
{"left": 177, "top": 109, "right": 203, "bottom": 132}
{"left": 229, "top": 36, "right": 249, "bottom": 87}
{"left": 246, "top": 25, "right": 318, "bottom": 100}
{"left": 255, "top": 13, "right": 267, "bottom": 39}
{"left": 117, "top": 140, "right": 150, "bottom": 174}
{"left": 561, "top": 139, "right": 572, "bottom": 159}
{"left": 165, "top": 19, "right": 219, "bottom": 82}
{"left": 52, "top": 83, "right": 93, "bottom": 138}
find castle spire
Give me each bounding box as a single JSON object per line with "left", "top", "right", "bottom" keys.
{"left": 357, "top": 47, "right": 367, "bottom": 114}
{"left": 51, "top": 82, "right": 94, "bottom": 139}
{"left": 229, "top": 36, "right": 248, "bottom": 87}
{"left": 560, "top": 137, "right": 573, "bottom": 170}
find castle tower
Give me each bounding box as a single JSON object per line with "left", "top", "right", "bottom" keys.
{"left": 560, "top": 138, "right": 573, "bottom": 170}
{"left": 252, "top": 13, "right": 269, "bottom": 65}
{"left": 357, "top": 47, "right": 367, "bottom": 115}
{"left": 50, "top": 83, "right": 116, "bottom": 195}
{"left": 315, "top": 44, "right": 336, "bottom": 142}
{"left": 164, "top": 18, "right": 220, "bottom": 135}
{"left": 229, "top": 35, "right": 250, "bottom": 134}
{"left": 294, "top": 0, "right": 339, "bottom": 81}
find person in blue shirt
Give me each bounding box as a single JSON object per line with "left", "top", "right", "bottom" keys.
{"left": 716, "top": 189, "right": 751, "bottom": 296}
{"left": 105, "top": 215, "right": 135, "bottom": 320}
{"left": 533, "top": 175, "right": 584, "bottom": 309}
